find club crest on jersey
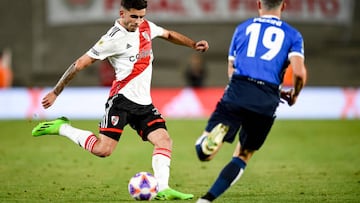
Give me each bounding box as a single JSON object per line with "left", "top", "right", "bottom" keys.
{"left": 111, "top": 116, "right": 119, "bottom": 126}
{"left": 142, "top": 31, "right": 150, "bottom": 41}
{"left": 152, "top": 108, "right": 161, "bottom": 116}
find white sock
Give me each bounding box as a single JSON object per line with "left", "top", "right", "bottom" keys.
{"left": 152, "top": 150, "right": 171, "bottom": 191}
{"left": 59, "top": 123, "right": 97, "bottom": 151}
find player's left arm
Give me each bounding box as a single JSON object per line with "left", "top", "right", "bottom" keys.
{"left": 227, "top": 59, "right": 235, "bottom": 80}
{"left": 160, "top": 29, "right": 209, "bottom": 52}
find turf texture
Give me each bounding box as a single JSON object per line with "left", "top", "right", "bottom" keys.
{"left": 0, "top": 119, "right": 359, "bottom": 202}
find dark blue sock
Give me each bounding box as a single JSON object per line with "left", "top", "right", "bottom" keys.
{"left": 207, "top": 157, "right": 247, "bottom": 200}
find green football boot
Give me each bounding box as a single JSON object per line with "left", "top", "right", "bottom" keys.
{"left": 202, "top": 123, "right": 229, "bottom": 155}
{"left": 155, "top": 188, "right": 194, "bottom": 200}
{"left": 32, "top": 117, "right": 70, "bottom": 137}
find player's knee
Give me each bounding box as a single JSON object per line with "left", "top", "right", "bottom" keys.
{"left": 92, "top": 146, "right": 114, "bottom": 158}
{"left": 148, "top": 129, "right": 172, "bottom": 149}
{"left": 96, "top": 151, "right": 112, "bottom": 158}
{"left": 156, "top": 135, "right": 172, "bottom": 149}
{"left": 162, "top": 135, "right": 172, "bottom": 146}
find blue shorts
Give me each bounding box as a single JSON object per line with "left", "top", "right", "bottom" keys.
{"left": 205, "top": 100, "right": 275, "bottom": 150}
{"left": 205, "top": 75, "right": 279, "bottom": 150}
{"left": 223, "top": 75, "right": 280, "bottom": 117}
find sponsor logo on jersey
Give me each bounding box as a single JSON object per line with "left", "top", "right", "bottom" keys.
{"left": 129, "top": 49, "right": 152, "bottom": 62}
{"left": 126, "top": 43, "right": 132, "bottom": 49}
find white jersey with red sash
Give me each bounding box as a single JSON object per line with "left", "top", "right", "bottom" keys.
{"left": 87, "top": 19, "right": 164, "bottom": 105}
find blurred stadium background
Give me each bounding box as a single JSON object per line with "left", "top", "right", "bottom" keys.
{"left": 0, "top": 0, "right": 359, "bottom": 119}
{"left": 0, "top": 0, "right": 359, "bottom": 87}
{"left": 1, "top": 2, "right": 359, "bottom": 202}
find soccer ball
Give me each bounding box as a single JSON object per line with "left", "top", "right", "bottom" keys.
{"left": 128, "top": 172, "right": 159, "bottom": 200}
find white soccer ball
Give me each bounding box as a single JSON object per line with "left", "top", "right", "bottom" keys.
{"left": 128, "top": 172, "right": 159, "bottom": 200}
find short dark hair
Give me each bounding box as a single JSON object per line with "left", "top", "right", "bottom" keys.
{"left": 261, "top": 0, "right": 283, "bottom": 10}
{"left": 121, "top": 0, "right": 147, "bottom": 10}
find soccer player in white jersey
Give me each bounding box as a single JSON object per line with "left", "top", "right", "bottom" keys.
{"left": 31, "top": 0, "right": 208, "bottom": 200}
{"left": 195, "top": 0, "right": 307, "bottom": 202}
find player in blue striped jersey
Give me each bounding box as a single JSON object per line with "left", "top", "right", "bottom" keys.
{"left": 195, "top": 0, "right": 307, "bottom": 202}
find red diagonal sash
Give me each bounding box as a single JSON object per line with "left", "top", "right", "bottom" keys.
{"left": 109, "top": 21, "right": 152, "bottom": 98}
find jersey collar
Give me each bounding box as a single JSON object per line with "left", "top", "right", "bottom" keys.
{"left": 260, "top": 15, "right": 280, "bottom": 20}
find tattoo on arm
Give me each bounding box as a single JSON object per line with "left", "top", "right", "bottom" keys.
{"left": 53, "top": 63, "right": 79, "bottom": 96}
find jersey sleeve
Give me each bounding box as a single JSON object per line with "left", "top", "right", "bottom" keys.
{"left": 288, "top": 31, "right": 305, "bottom": 59}
{"left": 228, "top": 26, "right": 241, "bottom": 62}
{"left": 87, "top": 34, "right": 118, "bottom": 60}
{"left": 147, "top": 21, "right": 164, "bottom": 39}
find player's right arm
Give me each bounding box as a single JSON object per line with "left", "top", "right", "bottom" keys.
{"left": 160, "top": 29, "right": 209, "bottom": 52}
{"left": 42, "top": 54, "right": 97, "bottom": 109}
{"left": 280, "top": 28, "right": 307, "bottom": 106}
{"left": 289, "top": 55, "right": 307, "bottom": 103}
{"left": 281, "top": 55, "right": 307, "bottom": 106}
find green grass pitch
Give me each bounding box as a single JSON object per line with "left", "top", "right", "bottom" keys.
{"left": 0, "top": 119, "right": 359, "bottom": 202}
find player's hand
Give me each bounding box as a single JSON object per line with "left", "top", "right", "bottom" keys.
{"left": 280, "top": 88, "right": 297, "bottom": 106}
{"left": 42, "top": 91, "right": 58, "bottom": 109}
{"left": 195, "top": 40, "right": 209, "bottom": 52}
